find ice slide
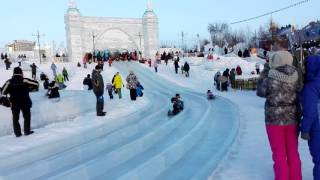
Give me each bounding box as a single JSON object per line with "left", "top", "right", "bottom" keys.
{"left": 0, "top": 62, "right": 239, "bottom": 180}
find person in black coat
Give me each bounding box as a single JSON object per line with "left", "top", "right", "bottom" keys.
{"left": 43, "top": 78, "right": 50, "bottom": 90}
{"left": 30, "top": 63, "right": 37, "bottom": 80}
{"left": 223, "top": 68, "right": 230, "bottom": 78}
{"left": 83, "top": 74, "right": 93, "bottom": 90}
{"left": 1, "top": 67, "right": 39, "bottom": 137}
{"left": 47, "top": 81, "right": 60, "bottom": 99}
{"left": 168, "top": 97, "right": 181, "bottom": 116}
{"left": 184, "top": 62, "right": 190, "bottom": 77}
{"left": 174, "top": 60, "right": 179, "bottom": 74}
{"left": 92, "top": 66, "right": 105, "bottom": 116}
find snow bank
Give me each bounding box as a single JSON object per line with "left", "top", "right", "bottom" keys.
{"left": 0, "top": 90, "right": 96, "bottom": 136}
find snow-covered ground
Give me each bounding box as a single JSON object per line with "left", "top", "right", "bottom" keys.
{"left": 0, "top": 55, "right": 314, "bottom": 179}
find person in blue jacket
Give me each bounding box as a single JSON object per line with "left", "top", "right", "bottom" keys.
{"left": 301, "top": 51, "right": 320, "bottom": 180}
{"left": 136, "top": 82, "right": 144, "bottom": 97}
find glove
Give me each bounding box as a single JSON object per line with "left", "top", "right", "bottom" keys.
{"left": 301, "top": 132, "right": 311, "bottom": 141}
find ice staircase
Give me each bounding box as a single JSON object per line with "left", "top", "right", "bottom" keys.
{"left": 0, "top": 62, "right": 240, "bottom": 180}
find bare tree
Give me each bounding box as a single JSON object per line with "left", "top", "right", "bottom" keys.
{"left": 208, "top": 22, "right": 230, "bottom": 47}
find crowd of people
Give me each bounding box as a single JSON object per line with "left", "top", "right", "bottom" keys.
{"left": 213, "top": 65, "right": 244, "bottom": 91}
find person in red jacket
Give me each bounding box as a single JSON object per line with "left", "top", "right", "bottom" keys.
{"left": 108, "top": 58, "right": 113, "bottom": 67}
{"left": 236, "top": 65, "right": 242, "bottom": 75}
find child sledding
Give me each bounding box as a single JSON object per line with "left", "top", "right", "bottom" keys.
{"left": 207, "top": 90, "right": 215, "bottom": 100}
{"left": 168, "top": 94, "right": 184, "bottom": 116}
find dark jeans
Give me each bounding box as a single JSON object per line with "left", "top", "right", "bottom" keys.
{"left": 95, "top": 95, "right": 104, "bottom": 115}
{"left": 154, "top": 67, "right": 158, "bottom": 72}
{"left": 185, "top": 71, "right": 189, "bottom": 77}
{"left": 256, "top": 69, "right": 260, "bottom": 75}
{"left": 12, "top": 107, "right": 31, "bottom": 136}
{"left": 175, "top": 67, "right": 178, "bottom": 74}
{"left": 32, "top": 73, "right": 36, "bottom": 80}
{"left": 130, "top": 89, "right": 137, "bottom": 101}
{"left": 64, "top": 75, "right": 69, "bottom": 81}
{"left": 108, "top": 90, "right": 113, "bottom": 99}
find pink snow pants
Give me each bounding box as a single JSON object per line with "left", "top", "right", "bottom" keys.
{"left": 266, "top": 125, "right": 302, "bottom": 180}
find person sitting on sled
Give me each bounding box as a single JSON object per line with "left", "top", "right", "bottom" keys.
{"left": 168, "top": 97, "right": 181, "bottom": 116}
{"left": 207, "top": 90, "right": 215, "bottom": 100}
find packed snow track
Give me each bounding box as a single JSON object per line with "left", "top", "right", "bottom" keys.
{"left": 0, "top": 62, "right": 239, "bottom": 180}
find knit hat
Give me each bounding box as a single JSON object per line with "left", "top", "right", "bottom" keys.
{"left": 270, "top": 51, "right": 293, "bottom": 69}
{"left": 13, "top": 67, "right": 23, "bottom": 75}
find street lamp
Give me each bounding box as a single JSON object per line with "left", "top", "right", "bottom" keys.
{"left": 32, "top": 30, "right": 45, "bottom": 64}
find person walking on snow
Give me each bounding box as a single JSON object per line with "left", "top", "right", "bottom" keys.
{"left": 51, "top": 62, "right": 57, "bottom": 77}
{"left": 1, "top": 67, "right": 39, "bottom": 137}
{"left": 126, "top": 71, "right": 138, "bottom": 101}
{"left": 255, "top": 62, "right": 261, "bottom": 75}
{"left": 30, "top": 63, "right": 37, "bottom": 80}
{"left": 136, "top": 82, "right": 144, "bottom": 97}
{"left": 257, "top": 37, "right": 302, "bottom": 180}
{"left": 92, "top": 65, "right": 106, "bottom": 116}
{"left": 229, "top": 68, "right": 236, "bottom": 89}
{"left": 153, "top": 59, "right": 158, "bottom": 73}
{"left": 214, "top": 71, "right": 221, "bottom": 91}
{"left": 300, "top": 51, "right": 320, "bottom": 180}
{"left": 236, "top": 65, "right": 242, "bottom": 76}
{"left": 113, "top": 72, "right": 124, "bottom": 99}
{"left": 108, "top": 58, "right": 112, "bottom": 67}
{"left": 62, "top": 67, "right": 69, "bottom": 81}
{"left": 174, "top": 59, "right": 179, "bottom": 74}
{"left": 106, "top": 82, "right": 114, "bottom": 100}
{"left": 184, "top": 62, "right": 190, "bottom": 77}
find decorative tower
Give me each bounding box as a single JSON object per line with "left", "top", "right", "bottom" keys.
{"left": 142, "top": 0, "right": 160, "bottom": 59}
{"left": 65, "top": 0, "right": 82, "bottom": 62}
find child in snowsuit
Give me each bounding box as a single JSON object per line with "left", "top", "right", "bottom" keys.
{"left": 136, "top": 82, "right": 144, "bottom": 97}
{"left": 207, "top": 90, "right": 215, "bottom": 100}
{"left": 106, "top": 83, "right": 114, "bottom": 100}
{"left": 300, "top": 53, "right": 320, "bottom": 180}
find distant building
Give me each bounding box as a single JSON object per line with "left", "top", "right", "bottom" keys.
{"left": 6, "top": 40, "right": 35, "bottom": 52}
{"left": 293, "top": 21, "right": 320, "bottom": 48}
{"left": 259, "top": 20, "right": 320, "bottom": 50}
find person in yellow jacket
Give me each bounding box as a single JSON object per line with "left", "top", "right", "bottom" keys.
{"left": 112, "top": 72, "right": 124, "bottom": 99}
{"left": 55, "top": 74, "right": 65, "bottom": 90}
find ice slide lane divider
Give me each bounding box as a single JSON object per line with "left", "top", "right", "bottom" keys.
{"left": 0, "top": 90, "right": 167, "bottom": 179}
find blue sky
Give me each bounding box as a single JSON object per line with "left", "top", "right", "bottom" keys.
{"left": 0, "top": 0, "right": 319, "bottom": 47}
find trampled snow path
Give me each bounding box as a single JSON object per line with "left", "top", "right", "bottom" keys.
{"left": 0, "top": 62, "right": 239, "bottom": 180}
